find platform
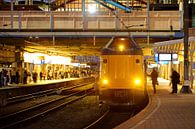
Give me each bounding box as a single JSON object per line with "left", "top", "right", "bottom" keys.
{"left": 7, "top": 78, "right": 78, "bottom": 87}
{"left": 115, "top": 78, "right": 195, "bottom": 129}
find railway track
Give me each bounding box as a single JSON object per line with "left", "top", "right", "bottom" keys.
{"left": 85, "top": 107, "right": 136, "bottom": 129}
{"left": 0, "top": 83, "right": 95, "bottom": 129}
{"left": 85, "top": 99, "right": 149, "bottom": 129}
{"left": 7, "top": 82, "right": 92, "bottom": 105}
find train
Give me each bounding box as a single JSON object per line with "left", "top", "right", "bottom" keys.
{"left": 98, "top": 37, "right": 147, "bottom": 107}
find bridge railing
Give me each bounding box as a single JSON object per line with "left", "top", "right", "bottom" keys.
{"left": 0, "top": 11, "right": 182, "bottom": 31}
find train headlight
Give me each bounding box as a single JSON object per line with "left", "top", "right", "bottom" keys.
{"left": 134, "top": 79, "right": 141, "bottom": 85}
{"left": 103, "top": 79, "right": 108, "bottom": 85}
{"left": 119, "top": 45, "right": 124, "bottom": 51}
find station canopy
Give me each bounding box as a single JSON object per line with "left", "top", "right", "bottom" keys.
{"left": 153, "top": 37, "right": 195, "bottom": 54}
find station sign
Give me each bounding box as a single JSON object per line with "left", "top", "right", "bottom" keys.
{"left": 155, "top": 53, "right": 178, "bottom": 62}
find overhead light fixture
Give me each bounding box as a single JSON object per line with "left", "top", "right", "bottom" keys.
{"left": 88, "top": 4, "right": 96, "bottom": 14}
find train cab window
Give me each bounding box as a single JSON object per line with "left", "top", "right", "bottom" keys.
{"left": 103, "top": 59, "right": 107, "bottom": 63}
{"left": 136, "top": 59, "right": 140, "bottom": 63}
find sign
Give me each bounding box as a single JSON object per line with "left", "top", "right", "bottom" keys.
{"left": 159, "top": 53, "right": 172, "bottom": 61}
{"left": 155, "top": 53, "right": 178, "bottom": 61}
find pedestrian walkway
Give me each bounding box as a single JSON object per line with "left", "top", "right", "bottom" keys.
{"left": 115, "top": 78, "right": 195, "bottom": 129}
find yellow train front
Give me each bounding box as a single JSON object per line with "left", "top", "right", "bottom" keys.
{"left": 99, "top": 37, "right": 147, "bottom": 106}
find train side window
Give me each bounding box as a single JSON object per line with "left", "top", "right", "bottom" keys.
{"left": 103, "top": 59, "right": 107, "bottom": 63}
{"left": 136, "top": 59, "right": 140, "bottom": 63}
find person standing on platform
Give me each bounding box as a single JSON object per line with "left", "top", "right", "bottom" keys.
{"left": 150, "top": 68, "right": 158, "bottom": 94}
{"left": 11, "top": 68, "right": 16, "bottom": 84}
{"left": 32, "top": 71, "right": 38, "bottom": 83}
{"left": 40, "top": 72, "right": 43, "bottom": 81}
{"left": 23, "top": 69, "right": 28, "bottom": 84}
{"left": 0, "top": 70, "right": 3, "bottom": 87}
{"left": 15, "top": 70, "right": 20, "bottom": 84}
{"left": 170, "top": 69, "right": 180, "bottom": 94}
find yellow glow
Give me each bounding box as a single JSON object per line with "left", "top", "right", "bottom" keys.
{"left": 119, "top": 45, "right": 125, "bottom": 51}
{"left": 135, "top": 79, "right": 141, "bottom": 85}
{"left": 49, "top": 56, "right": 71, "bottom": 64}
{"left": 120, "top": 38, "right": 125, "bottom": 40}
{"left": 103, "top": 79, "right": 108, "bottom": 85}
{"left": 24, "top": 52, "right": 47, "bottom": 63}
{"left": 24, "top": 52, "right": 71, "bottom": 65}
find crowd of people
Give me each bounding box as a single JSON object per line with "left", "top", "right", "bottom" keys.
{"left": 0, "top": 69, "right": 20, "bottom": 87}
{"left": 0, "top": 68, "right": 96, "bottom": 87}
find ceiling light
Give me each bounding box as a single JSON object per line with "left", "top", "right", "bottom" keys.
{"left": 88, "top": 4, "right": 96, "bottom": 14}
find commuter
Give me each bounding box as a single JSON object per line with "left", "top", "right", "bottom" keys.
{"left": 40, "top": 72, "right": 43, "bottom": 81}
{"left": 23, "top": 69, "right": 28, "bottom": 84}
{"left": 170, "top": 69, "right": 180, "bottom": 94}
{"left": 65, "top": 71, "right": 68, "bottom": 78}
{"left": 15, "top": 70, "right": 20, "bottom": 84}
{"left": 27, "top": 71, "right": 32, "bottom": 83}
{"left": 54, "top": 70, "right": 57, "bottom": 79}
{"left": 47, "top": 70, "right": 52, "bottom": 80}
{"left": 8, "top": 70, "right": 12, "bottom": 84}
{"left": 0, "top": 70, "right": 3, "bottom": 87}
{"left": 32, "top": 71, "right": 38, "bottom": 83}
{"left": 5, "top": 70, "right": 9, "bottom": 86}
{"left": 150, "top": 68, "right": 158, "bottom": 94}
{"left": 11, "top": 68, "right": 16, "bottom": 84}
{"left": 49, "top": 71, "right": 53, "bottom": 80}
{"left": 42, "top": 72, "right": 46, "bottom": 80}
{"left": 3, "top": 69, "right": 7, "bottom": 86}
{"left": 60, "top": 71, "right": 64, "bottom": 79}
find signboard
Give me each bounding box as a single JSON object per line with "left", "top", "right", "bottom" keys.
{"left": 159, "top": 54, "right": 172, "bottom": 61}
{"left": 155, "top": 53, "right": 178, "bottom": 62}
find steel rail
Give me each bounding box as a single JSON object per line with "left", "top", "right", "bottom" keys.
{"left": 7, "top": 82, "right": 92, "bottom": 105}
{"left": 0, "top": 86, "right": 94, "bottom": 129}
{"left": 84, "top": 109, "right": 110, "bottom": 129}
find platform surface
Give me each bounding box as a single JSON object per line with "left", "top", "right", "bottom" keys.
{"left": 115, "top": 78, "right": 195, "bottom": 129}
{"left": 1, "top": 78, "right": 78, "bottom": 88}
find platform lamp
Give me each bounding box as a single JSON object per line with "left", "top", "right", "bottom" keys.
{"left": 180, "top": 0, "right": 192, "bottom": 93}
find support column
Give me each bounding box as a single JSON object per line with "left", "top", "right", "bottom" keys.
{"left": 180, "top": 0, "right": 192, "bottom": 93}
{"left": 147, "top": 0, "right": 150, "bottom": 46}
{"left": 190, "top": 51, "right": 194, "bottom": 88}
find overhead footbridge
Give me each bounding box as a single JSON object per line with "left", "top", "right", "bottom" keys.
{"left": 0, "top": 11, "right": 183, "bottom": 39}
